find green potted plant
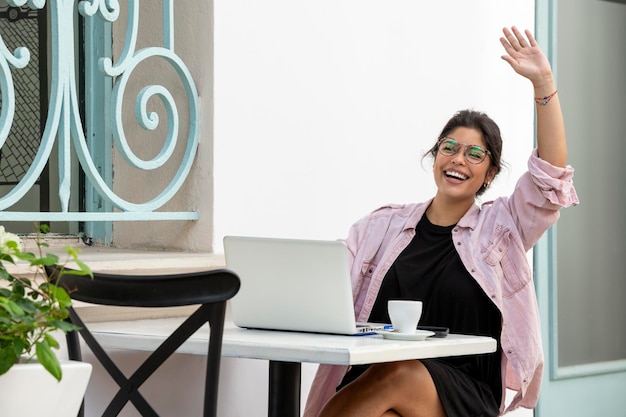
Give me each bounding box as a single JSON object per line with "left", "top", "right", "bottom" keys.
{"left": 0, "top": 225, "right": 93, "bottom": 417}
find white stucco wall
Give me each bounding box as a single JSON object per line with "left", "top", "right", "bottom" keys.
{"left": 213, "top": 0, "right": 536, "bottom": 251}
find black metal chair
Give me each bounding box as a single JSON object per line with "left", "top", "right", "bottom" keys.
{"left": 47, "top": 266, "right": 240, "bottom": 417}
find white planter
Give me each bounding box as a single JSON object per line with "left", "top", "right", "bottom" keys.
{"left": 0, "top": 360, "right": 92, "bottom": 417}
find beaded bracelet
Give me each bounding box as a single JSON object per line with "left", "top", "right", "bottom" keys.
{"left": 535, "top": 90, "right": 558, "bottom": 105}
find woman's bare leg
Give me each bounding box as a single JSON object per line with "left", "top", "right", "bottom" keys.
{"left": 317, "top": 360, "right": 446, "bottom": 417}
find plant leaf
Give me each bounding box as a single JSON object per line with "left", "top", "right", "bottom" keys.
{"left": 0, "top": 344, "right": 19, "bottom": 376}
{"left": 0, "top": 299, "right": 25, "bottom": 315}
{"left": 71, "top": 259, "right": 93, "bottom": 278}
{"left": 13, "top": 251, "right": 36, "bottom": 262}
{"left": 35, "top": 341, "right": 62, "bottom": 381}
{"left": 65, "top": 246, "right": 79, "bottom": 258}
{"left": 0, "top": 253, "right": 15, "bottom": 263}
{"left": 43, "top": 333, "right": 59, "bottom": 349}
{"left": 53, "top": 320, "right": 80, "bottom": 332}
{"left": 30, "top": 253, "right": 59, "bottom": 267}
{"left": 48, "top": 284, "right": 72, "bottom": 308}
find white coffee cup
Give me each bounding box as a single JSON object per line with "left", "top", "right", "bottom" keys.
{"left": 388, "top": 300, "right": 423, "bottom": 334}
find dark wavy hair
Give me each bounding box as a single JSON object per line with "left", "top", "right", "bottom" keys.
{"left": 424, "top": 110, "right": 503, "bottom": 196}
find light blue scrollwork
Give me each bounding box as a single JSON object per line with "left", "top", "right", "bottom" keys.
{"left": 0, "top": 0, "right": 200, "bottom": 220}
{"left": 0, "top": 33, "right": 29, "bottom": 150}
{"left": 78, "top": 0, "right": 119, "bottom": 22}
{"left": 8, "top": 1, "right": 46, "bottom": 9}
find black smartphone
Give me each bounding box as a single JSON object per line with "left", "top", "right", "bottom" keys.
{"left": 417, "top": 326, "right": 449, "bottom": 338}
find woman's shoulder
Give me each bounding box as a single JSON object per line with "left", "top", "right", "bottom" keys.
{"left": 369, "top": 202, "right": 427, "bottom": 218}
{"left": 349, "top": 202, "right": 427, "bottom": 234}
{"left": 347, "top": 202, "right": 427, "bottom": 247}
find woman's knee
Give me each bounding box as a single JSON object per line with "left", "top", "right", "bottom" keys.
{"left": 358, "top": 361, "right": 444, "bottom": 416}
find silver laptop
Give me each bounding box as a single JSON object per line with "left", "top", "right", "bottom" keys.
{"left": 223, "top": 236, "right": 383, "bottom": 335}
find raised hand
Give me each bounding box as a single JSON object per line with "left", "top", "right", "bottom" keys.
{"left": 500, "top": 26, "right": 553, "bottom": 88}
{"left": 499, "top": 27, "right": 566, "bottom": 166}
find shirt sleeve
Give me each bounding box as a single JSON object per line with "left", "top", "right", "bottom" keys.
{"left": 499, "top": 149, "right": 579, "bottom": 251}
{"left": 527, "top": 149, "right": 579, "bottom": 208}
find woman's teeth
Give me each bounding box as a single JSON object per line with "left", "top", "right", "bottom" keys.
{"left": 445, "top": 170, "right": 468, "bottom": 180}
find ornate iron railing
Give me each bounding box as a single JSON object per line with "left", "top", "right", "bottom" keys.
{"left": 0, "top": 0, "right": 200, "bottom": 222}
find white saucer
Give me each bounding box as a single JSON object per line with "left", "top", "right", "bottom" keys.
{"left": 376, "top": 329, "right": 435, "bottom": 341}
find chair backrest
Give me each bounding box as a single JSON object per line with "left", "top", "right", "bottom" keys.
{"left": 47, "top": 266, "right": 240, "bottom": 417}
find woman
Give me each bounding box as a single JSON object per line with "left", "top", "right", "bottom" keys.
{"left": 303, "top": 27, "right": 579, "bottom": 417}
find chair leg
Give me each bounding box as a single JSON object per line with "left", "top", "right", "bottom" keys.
{"left": 203, "top": 302, "right": 227, "bottom": 417}
{"left": 66, "top": 315, "right": 85, "bottom": 417}
{"left": 70, "top": 309, "right": 158, "bottom": 417}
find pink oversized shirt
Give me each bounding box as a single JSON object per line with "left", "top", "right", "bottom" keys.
{"left": 304, "top": 150, "right": 578, "bottom": 417}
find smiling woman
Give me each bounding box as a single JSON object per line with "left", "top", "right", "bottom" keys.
{"left": 426, "top": 109, "right": 505, "bottom": 198}
{"left": 427, "top": 124, "right": 498, "bottom": 225}
{"left": 304, "top": 27, "right": 579, "bottom": 417}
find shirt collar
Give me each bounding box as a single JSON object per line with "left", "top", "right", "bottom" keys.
{"left": 405, "top": 198, "right": 483, "bottom": 231}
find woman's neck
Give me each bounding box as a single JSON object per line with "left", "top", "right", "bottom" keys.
{"left": 426, "top": 195, "right": 474, "bottom": 226}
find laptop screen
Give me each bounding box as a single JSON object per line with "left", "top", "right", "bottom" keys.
{"left": 224, "top": 236, "right": 365, "bottom": 335}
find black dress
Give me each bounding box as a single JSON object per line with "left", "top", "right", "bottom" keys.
{"left": 337, "top": 214, "right": 503, "bottom": 417}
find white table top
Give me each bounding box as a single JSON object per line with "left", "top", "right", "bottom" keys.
{"left": 88, "top": 317, "right": 497, "bottom": 366}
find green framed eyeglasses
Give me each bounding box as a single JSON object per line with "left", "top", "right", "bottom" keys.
{"left": 436, "top": 137, "right": 491, "bottom": 164}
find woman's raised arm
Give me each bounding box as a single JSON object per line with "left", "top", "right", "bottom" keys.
{"left": 500, "top": 26, "right": 567, "bottom": 168}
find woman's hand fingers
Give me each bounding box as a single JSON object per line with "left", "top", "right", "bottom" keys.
{"left": 524, "top": 29, "right": 538, "bottom": 48}
{"left": 503, "top": 26, "right": 525, "bottom": 50}
{"left": 501, "top": 26, "right": 531, "bottom": 54}
{"left": 499, "top": 26, "right": 553, "bottom": 86}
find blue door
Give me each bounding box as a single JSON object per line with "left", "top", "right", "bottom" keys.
{"left": 534, "top": 1, "right": 626, "bottom": 415}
